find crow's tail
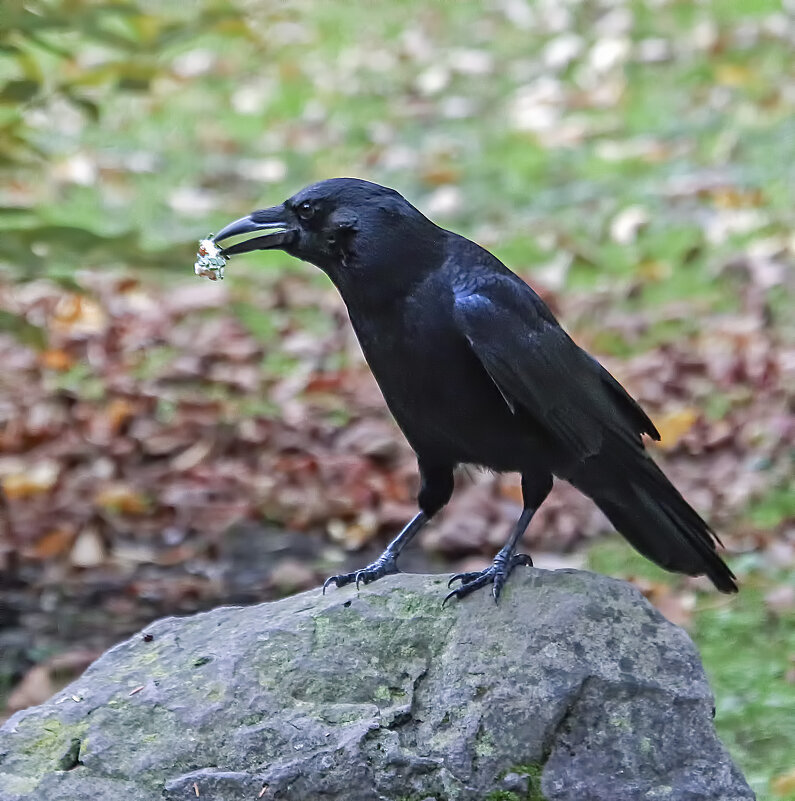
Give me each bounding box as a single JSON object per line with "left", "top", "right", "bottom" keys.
{"left": 591, "top": 458, "right": 737, "bottom": 594}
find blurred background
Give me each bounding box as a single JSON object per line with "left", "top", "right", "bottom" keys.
{"left": 0, "top": 0, "right": 793, "bottom": 796}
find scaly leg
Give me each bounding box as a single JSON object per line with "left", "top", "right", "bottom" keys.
{"left": 322, "top": 461, "right": 454, "bottom": 593}
{"left": 445, "top": 472, "right": 553, "bottom": 604}
{"left": 323, "top": 511, "right": 427, "bottom": 592}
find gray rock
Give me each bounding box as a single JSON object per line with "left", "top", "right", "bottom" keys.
{"left": 0, "top": 570, "right": 753, "bottom": 801}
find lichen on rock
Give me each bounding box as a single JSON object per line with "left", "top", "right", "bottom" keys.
{"left": 0, "top": 570, "right": 754, "bottom": 801}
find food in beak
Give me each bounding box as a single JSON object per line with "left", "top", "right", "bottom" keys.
{"left": 194, "top": 237, "right": 227, "bottom": 281}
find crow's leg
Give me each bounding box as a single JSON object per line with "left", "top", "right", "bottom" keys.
{"left": 444, "top": 511, "right": 533, "bottom": 604}
{"left": 323, "top": 462, "right": 454, "bottom": 593}
{"left": 322, "top": 511, "right": 427, "bottom": 593}
{"left": 445, "top": 472, "right": 552, "bottom": 604}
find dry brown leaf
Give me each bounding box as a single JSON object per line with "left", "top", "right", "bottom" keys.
{"left": 420, "top": 163, "right": 461, "bottom": 187}
{"left": 715, "top": 63, "right": 754, "bottom": 88}
{"left": 498, "top": 479, "right": 524, "bottom": 506}
{"left": 39, "top": 348, "right": 75, "bottom": 370}
{"left": 6, "top": 649, "right": 98, "bottom": 714}
{"left": 334, "top": 419, "right": 402, "bottom": 461}
{"left": 652, "top": 587, "right": 695, "bottom": 628}
{"left": 105, "top": 398, "right": 137, "bottom": 434}
{"left": 711, "top": 186, "right": 765, "bottom": 209}
{"left": 50, "top": 294, "right": 107, "bottom": 337}
{"left": 635, "top": 580, "right": 694, "bottom": 627}
{"left": 327, "top": 511, "right": 379, "bottom": 550}
{"left": 156, "top": 544, "right": 197, "bottom": 566}
{"left": 2, "top": 462, "right": 59, "bottom": 499}
{"left": 637, "top": 260, "right": 670, "bottom": 282}
{"left": 95, "top": 483, "right": 148, "bottom": 515}
{"left": 170, "top": 440, "right": 214, "bottom": 472}
{"left": 269, "top": 558, "right": 315, "bottom": 594}
{"left": 30, "top": 528, "right": 76, "bottom": 560}
{"left": 772, "top": 768, "right": 795, "bottom": 797}
{"left": 654, "top": 408, "right": 699, "bottom": 451}
{"left": 6, "top": 665, "right": 54, "bottom": 714}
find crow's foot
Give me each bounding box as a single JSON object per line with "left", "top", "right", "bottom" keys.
{"left": 444, "top": 552, "right": 532, "bottom": 604}
{"left": 322, "top": 551, "right": 399, "bottom": 594}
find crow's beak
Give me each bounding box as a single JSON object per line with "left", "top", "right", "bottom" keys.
{"left": 212, "top": 204, "right": 296, "bottom": 257}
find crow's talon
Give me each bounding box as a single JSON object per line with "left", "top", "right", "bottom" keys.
{"left": 447, "top": 570, "right": 485, "bottom": 588}
{"left": 322, "top": 572, "right": 356, "bottom": 594}
{"left": 444, "top": 552, "right": 533, "bottom": 604}
{"left": 355, "top": 569, "right": 371, "bottom": 590}
{"left": 322, "top": 553, "right": 399, "bottom": 595}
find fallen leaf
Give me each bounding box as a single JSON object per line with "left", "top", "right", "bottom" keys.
{"left": 610, "top": 205, "right": 650, "bottom": 245}
{"left": 105, "top": 398, "right": 137, "bottom": 434}
{"left": 654, "top": 408, "right": 699, "bottom": 451}
{"left": 50, "top": 294, "right": 107, "bottom": 337}
{"left": 70, "top": 527, "right": 106, "bottom": 568}
{"left": 2, "top": 462, "right": 60, "bottom": 499}
{"left": 6, "top": 649, "right": 98, "bottom": 714}
{"left": 637, "top": 260, "right": 670, "bottom": 282}
{"left": 269, "top": 559, "right": 316, "bottom": 594}
{"left": 30, "top": 528, "right": 76, "bottom": 560}
{"left": 420, "top": 163, "right": 461, "bottom": 187}
{"left": 111, "top": 542, "right": 159, "bottom": 566}
{"left": 715, "top": 63, "right": 754, "bottom": 88}
{"left": 327, "top": 511, "right": 379, "bottom": 550}
{"left": 772, "top": 768, "right": 795, "bottom": 797}
{"left": 6, "top": 666, "right": 53, "bottom": 713}
{"left": 95, "top": 483, "right": 148, "bottom": 515}
{"left": 170, "top": 440, "right": 214, "bottom": 472}
{"left": 653, "top": 587, "right": 696, "bottom": 628}
{"left": 711, "top": 186, "right": 765, "bottom": 209}
{"left": 40, "top": 348, "right": 75, "bottom": 370}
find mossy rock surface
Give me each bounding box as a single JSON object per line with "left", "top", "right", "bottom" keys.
{"left": 0, "top": 570, "right": 753, "bottom": 800}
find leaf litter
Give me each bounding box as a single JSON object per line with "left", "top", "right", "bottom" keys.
{"left": 0, "top": 2, "right": 793, "bottom": 763}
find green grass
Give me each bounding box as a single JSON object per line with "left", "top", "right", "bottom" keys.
{"left": 696, "top": 583, "right": 795, "bottom": 798}
{"left": 748, "top": 486, "right": 795, "bottom": 530}
{"left": 4, "top": 0, "right": 793, "bottom": 310}
{"left": 588, "top": 539, "right": 795, "bottom": 801}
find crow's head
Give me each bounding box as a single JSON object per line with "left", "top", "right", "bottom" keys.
{"left": 213, "top": 177, "right": 440, "bottom": 281}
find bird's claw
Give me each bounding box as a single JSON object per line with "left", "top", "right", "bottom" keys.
{"left": 447, "top": 570, "right": 486, "bottom": 588}
{"left": 322, "top": 553, "right": 399, "bottom": 594}
{"left": 444, "top": 552, "right": 532, "bottom": 605}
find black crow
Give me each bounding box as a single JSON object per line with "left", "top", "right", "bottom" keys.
{"left": 213, "top": 178, "right": 737, "bottom": 601}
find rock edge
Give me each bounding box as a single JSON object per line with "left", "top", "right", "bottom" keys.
{"left": 0, "top": 569, "right": 754, "bottom": 801}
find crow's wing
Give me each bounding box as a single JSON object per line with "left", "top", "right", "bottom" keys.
{"left": 453, "top": 278, "right": 659, "bottom": 459}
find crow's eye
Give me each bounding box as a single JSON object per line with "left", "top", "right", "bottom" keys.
{"left": 297, "top": 201, "right": 315, "bottom": 221}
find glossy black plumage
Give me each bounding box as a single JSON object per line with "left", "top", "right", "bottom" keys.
{"left": 213, "top": 178, "right": 737, "bottom": 599}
